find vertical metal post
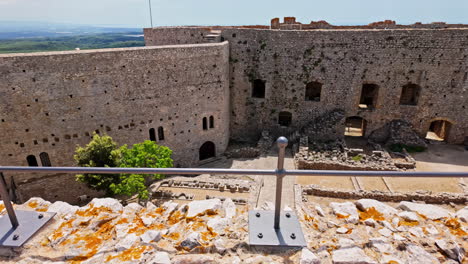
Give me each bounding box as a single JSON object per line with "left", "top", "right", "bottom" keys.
{"left": 0, "top": 173, "right": 19, "bottom": 228}
{"left": 274, "top": 137, "right": 288, "bottom": 230}
{"left": 148, "top": 0, "right": 153, "bottom": 28}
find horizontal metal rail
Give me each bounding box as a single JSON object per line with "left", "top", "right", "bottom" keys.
{"left": 0, "top": 136, "right": 467, "bottom": 248}
{"left": 0, "top": 166, "right": 467, "bottom": 178}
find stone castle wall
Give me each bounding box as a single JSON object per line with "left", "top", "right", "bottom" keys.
{"left": 0, "top": 43, "right": 230, "bottom": 184}
{"left": 145, "top": 27, "right": 468, "bottom": 144}
{"left": 220, "top": 28, "right": 468, "bottom": 143}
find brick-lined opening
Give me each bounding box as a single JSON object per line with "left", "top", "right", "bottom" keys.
{"left": 158, "top": 126, "right": 165, "bottom": 141}
{"left": 199, "top": 141, "right": 216, "bottom": 160}
{"left": 27, "top": 155, "right": 38, "bottom": 166}
{"left": 305, "top": 81, "right": 322, "bottom": 101}
{"left": 203, "top": 117, "right": 208, "bottom": 130}
{"left": 209, "top": 116, "right": 214, "bottom": 128}
{"left": 426, "top": 120, "right": 452, "bottom": 141}
{"left": 400, "top": 83, "right": 421, "bottom": 105}
{"left": 278, "top": 111, "right": 292, "bottom": 127}
{"left": 359, "top": 83, "right": 379, "bottom": 109}
{"left": 39, "top": 152, "right": 51, "bottom": 167}
{"left": 251, "top": 79, "right": 266, "bottom": 98}
{"left": 149, "top": 128, "right": 156, "bottom": 141}
{"left": 345, "top": 116, "right": 367, "bottom": 137}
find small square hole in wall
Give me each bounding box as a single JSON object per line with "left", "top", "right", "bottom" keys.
{"left": 33, "top": 140, "right": 38, "bottom": 145}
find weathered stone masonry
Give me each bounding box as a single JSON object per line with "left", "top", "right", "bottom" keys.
{"left": 1, "top": 19, "right": 468, "bottom": 202}
{"left": 145, "top": 25, "right": 468, "bottom": 144}
{"left": 0, "top": 43, "right": 230, "bottom": 173}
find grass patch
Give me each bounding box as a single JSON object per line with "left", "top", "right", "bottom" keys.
{"left": 389, "top": 144, "right": 426, "bottom": 153}
{"left": 351, "top": 155, "right": 362, "bottom": 161}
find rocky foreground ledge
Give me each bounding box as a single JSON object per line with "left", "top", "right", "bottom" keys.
{"left": 0, "top": 196, "right": 467, "bottom": 263}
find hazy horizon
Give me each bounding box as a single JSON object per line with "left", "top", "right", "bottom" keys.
{"left": 0, "top": 0, "right": 467, "bottom": 28}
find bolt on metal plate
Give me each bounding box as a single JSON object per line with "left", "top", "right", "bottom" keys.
{"left": 248, "top": 210, "right": 306, "bottom": 247}
{"left": 0, "top": 210, "right": 55, "bottom": 247}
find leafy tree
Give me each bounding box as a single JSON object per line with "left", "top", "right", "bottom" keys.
{"left": 75, "top": 136, "right": 173, "bottom": 199}
{"left": 110, "top": 140, "right": 173, "bottom": 199}
{"left": 74, "top": 133, "right": 121, "bottom": 195}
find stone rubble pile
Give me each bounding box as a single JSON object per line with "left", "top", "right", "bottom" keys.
{"left": 0, "top": 196, "right": 466, "bottom": 263}
{"left": 296, "top": 140, "right": 404, "bottom": 171}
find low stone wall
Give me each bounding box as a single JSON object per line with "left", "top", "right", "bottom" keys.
{"left": 302, "top": 184, "right": 467, "bottom": 204}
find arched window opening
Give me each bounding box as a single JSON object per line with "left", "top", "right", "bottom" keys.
{"left": 426, "top": 120, "right": 452, "bottom": 141}
{"left": 400, "top": 83, "right": 421, "bottom": 105}
{"left": 251, "top": 79, "right": 266, "bottom": 98}
{"left": 209, "top": 116, "right": 214, "bottom": 129}
{"left": 158, "top": 126, "right": 165, "bottom": 141}
{"left": 305, "top": 81, "right": 322, "bottom": 101}
{"left": 203, "top": 117, "right": 208, "bottom": 130}
{"left": 345, "top": 116, "right": 367, "bottom": 137}
{"left": 359, "top": 83, "right": 379, "bottom": 109}
{"left": 26, "top": 155, "right": 38, "bottom": 167}
{"left": 199, "top": 141, "right": 216, "bottom": 161}
{"left": 149, "top": 128, "right": 156, "bottom": 141}
{"left": 278, "top": 111, "right": 292, "bottom": 127}
{"left": 39, "top": 152, "right": 51, "bottom": 167}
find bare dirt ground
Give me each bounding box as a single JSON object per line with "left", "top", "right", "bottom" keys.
{"left": 297, "top": 143, "right": 468, "bottom": 193}
{"left": 386, "top": 144, "right": 468, "bottom": 193}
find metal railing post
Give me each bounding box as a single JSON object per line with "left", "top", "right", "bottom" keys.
{"left": 0, "top": 173, "right": 19, "bottom": 228}
{"left": 274, "top": 137, "right": 288, "bottom": 230}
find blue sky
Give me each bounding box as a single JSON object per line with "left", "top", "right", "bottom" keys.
{"left": 0, "top": 0, "right": 467, "bottom": 28}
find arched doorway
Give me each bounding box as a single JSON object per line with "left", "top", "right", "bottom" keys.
{"left": 199, "top": 141, "right": 216, "bottom": 160}
{"left": 345, "top": 116, "right": 367, "bottom": 137}
{"left": 26, "top": 155, "right": 38, "bottom": 166}
{"left": 278, "top": 111, "right": 292, "bottom": 127}
{"left": 426, "top": 120, "right": 452, "bottom": 141}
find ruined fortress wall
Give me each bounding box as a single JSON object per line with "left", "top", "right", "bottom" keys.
{"left": 216, "top": 28, "right": 468, "bottom": 143}
{"left": 0, "top": 42, "right": 230, "bottom": 180}
{"left": 144, "top": 27, "right": 212, "bottom": 46}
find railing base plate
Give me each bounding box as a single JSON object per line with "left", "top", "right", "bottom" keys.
{"left": 248, "top": 210, "right": 306, "bottom": 247}
{"left": 0, "top": 210, "right": 55, "bottom": 247}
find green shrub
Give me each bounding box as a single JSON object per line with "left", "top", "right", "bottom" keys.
{"left": 351, "top": 155, "right": 362, "bottom": 161}
{"left": 75, "top": 134, "right": 173, "bottom": 199}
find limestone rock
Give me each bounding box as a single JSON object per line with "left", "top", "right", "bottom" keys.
{"left": 398, "top": 201, "right": 451, "bottom": 220}
{"left": 179, "top": 232, "right": 201, "bottom": 251}
{"left": 88, "top": 198, "right": 123, "bottom": 212}
{"left": 141, "top": 230, "right": 162, "bottom": 243}
{"left": 300, "top": 248, "right": 320, "bottom": 264}
{"left": 336, "top": 227, "right": 349, "bottom": 234}
{"left": 364, "top": 218, "right": 376, "bottom": 227}
{"left": 455, "top": 206, "right": 468, "bottom": 222}
{"left": 162, "top": 201, "right": 179, "bottom": 216}
{"left": 338, "top": 238, "right": 354, "bottom": 248}
{"left": 406, "top": 244, "right": 440, "bottom": 264}
{"left": 207, "top": 217, "right": 229, "bottom": 234}
{"left": 213, "top": 238, "right": 226, "bottom": 254}
{"left": 172, "top": 254, "right": 216, "bottom": 264}
{"left": 378, "top": 227, "right": 392, "bottom": 237}
{"left": 115, "top": 233, "right": 140, "bottom": 251}
{"left": 315, "top": 205, "right": 325, "bottom": 217}
{"left": 435, "top": 239, "right": 465, "bottom": 262}
{"left": 398, "top": 211, "right": 420, "bottom": 222}
{"left": 123, "top": 202, "right": 143, "bottom": 214}
{"left": 223, "top": 198, "right": 236, "bottom": 219}
{"left": 330, "top": 202, "right": 359, "bottom": 223}
{"left": 369, "top": 238, "right": 394, "bottom": 254}
{"left": 47, "top": 201, "right": 79, "bottom": 216}
{"left": 355, "top": 199, "right": 397, "bottom": 218}
{"left": 186, "top": 199, "right": 222, "bottom": 218}
{"left": 146, "top": 201, "right": 157, "bottom": 211}
{"left": 147, "top": 252, "right": 171, "bottom": 264}
{"left": 332, "top": 247, "right": 377, "bottom": 264}
{"left": 408, "top": 227, "right": 425, "bottom": 238}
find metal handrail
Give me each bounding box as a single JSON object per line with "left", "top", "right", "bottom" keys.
{"left": 0, "top": 166, "right": 467, "bottom": 177}
{"left": 0, "top": 136, "right": 467, "bottom": 247}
